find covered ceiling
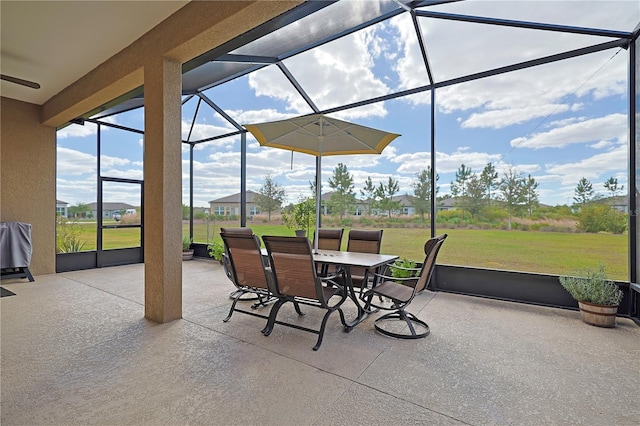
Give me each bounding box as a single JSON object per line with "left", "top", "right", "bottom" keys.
{"left": 0, "top": 1, "right": 189, "bottom": 105}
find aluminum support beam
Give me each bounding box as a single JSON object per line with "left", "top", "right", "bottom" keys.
{"left": 416, "top": 10, "right": 633, "bottom": 39}
{"left": 277, "top": 62, "right": 319, "bottom": 113}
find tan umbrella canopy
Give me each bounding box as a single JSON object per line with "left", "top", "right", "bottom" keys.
{"left": 244, "top": 113, "right": 400, "bottom": 252}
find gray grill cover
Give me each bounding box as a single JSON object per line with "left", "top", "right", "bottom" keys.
{"left": 0, "top": 222, "right": 32, "bottom": 269}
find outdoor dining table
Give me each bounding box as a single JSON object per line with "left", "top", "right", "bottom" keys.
{"left": 262, "top": 247, "right": 398, "bottom": 329}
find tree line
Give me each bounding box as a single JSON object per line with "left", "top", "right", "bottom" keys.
{"left": 572, "top": 176, "right": 626, "bottom": 234}
{"left": 251, "top": 164, "right": 627, "bottom": 234}
{"left": 254, "top": 162, "right": 540, "bottom": 226}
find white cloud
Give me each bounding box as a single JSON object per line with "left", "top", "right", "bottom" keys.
{"left": 57, "top": 116, "right": 119, "bottom": 139}
{"left": 389, "top": 3, "right": 631, "bottom": 126}
{"left": 100, "top": 154, "right": 130, "bottom": 168}
{"left": 589, "top": 140, "right": 613, "bottom": 149}
{"left": 510, "top": 113, "right": 627, "bottom": 149}
{"left": 180, "top": 119, "right": 236, "bottom": 144}
{"left": 57, "top": 122, "right": 98, "bottom": 139}
{"left": 56, "top": 176, "right": 97, "bottom": 204}
{"left": 227, "top": 108, "right": 298, "bottom": 125}
{"left": 545, "top": 143, "right": 627, "bottom": 184}
{"left": 392, "top": 148, "right": 502, "bottom": 175}
{"left": 57, "top": 147, "right": 96, "bottom": 176}
{"left": 462, "top": 104, "right": 573, "bottom": 129}
{"left": 259, "top": 25, "right": 390, "bottom": 119}
{"left": 101, "top": 168, "right": 143, "bottom": 180}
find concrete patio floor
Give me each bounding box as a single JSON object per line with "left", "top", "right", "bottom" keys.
{"left": 1, "top": 259, "right": 638, "bottom": 425}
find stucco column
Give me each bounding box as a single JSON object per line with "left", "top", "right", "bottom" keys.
{"left": 143, "top": 56, "right": 182, "bottom": 323}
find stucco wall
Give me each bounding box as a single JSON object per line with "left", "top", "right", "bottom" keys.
{"left": 1, "top": 97, "right": 56, "bottom": 275}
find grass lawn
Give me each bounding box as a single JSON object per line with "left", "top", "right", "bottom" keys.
{"left": 68, "top": 221, "right": 628, "bottom": 280}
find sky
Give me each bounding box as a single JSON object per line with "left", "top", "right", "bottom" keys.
{"left": 56, "top": 0, "right": 640, "bottom": 210}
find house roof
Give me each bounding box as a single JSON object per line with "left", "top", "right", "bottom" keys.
{"left": 392, "top": 194, "right": 416, "bottom": 205}
{"left": 209, "top": 190, "right": 259, "bottom": 204}
{"left": 88, "top": 202, "right": 136, "bottom": 211}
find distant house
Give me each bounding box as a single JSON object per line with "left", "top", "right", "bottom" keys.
{"left": 437, "top": 197, "right": 457, "bottom": 211}
{"left": 88, "top": 202, "right": 136, "bottom": 219}
{"left": 319, "top": 191, "right": 334, "bottom": 215}
{"left": 606, "top": 195, "right": 628, "bottom": 213}
{"left": 320, "top": 191, "right": 363, "bottom": 216}
{"left": 209, "top": 191, "right": 261, "bottom": 217}
{"left": 393, "top": 194, "right": 416, "bottom": 215}
{"left": 56, "top": 200, "right": 69, "bottom": 217}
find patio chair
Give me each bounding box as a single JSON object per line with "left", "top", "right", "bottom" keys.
{"left": 340, "top": 229, "right": 383, "bottom": 292}
{"left": 363, "top": 234, "right": 447, "bottom": 339}
{"left": 220, "top": 227, "right": 253, "bottom": 235}
{"left": 220, "top": 227, "right": 260, "bottom": 299}
{"left": 220, "top": 231, "right": 276, "bottom": 326}
{"left": 312, "top": 228, "right": 343, "bottom": 277}
{"left": 262, "top": 235, "right": 348, "bottom": 351}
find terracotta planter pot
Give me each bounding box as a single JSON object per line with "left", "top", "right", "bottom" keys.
{"left": 578, "top": 301, "right": 618, "bottom": 328}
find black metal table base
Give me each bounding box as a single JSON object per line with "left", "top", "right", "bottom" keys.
{"left": 1, "top": 267, "right": 34, "bottom": 282}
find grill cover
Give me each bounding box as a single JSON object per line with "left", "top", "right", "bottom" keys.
{"left": 0, "top": 222, "right": 32, "bottom": 269}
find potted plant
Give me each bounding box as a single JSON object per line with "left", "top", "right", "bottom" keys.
{"left": 207, "top": 241, "right": 224, "bottom": 263}
{"left": 282, "top": 197, "right": 315, "bottom": 237}
{"left": 390, "top": 257, "right": 418, "bottom": 279}
{"left": 558, "top": 263, "right": 623, "bottom": 328}
{"left": 182, "top": 236, "right": 194, "bottom": 261}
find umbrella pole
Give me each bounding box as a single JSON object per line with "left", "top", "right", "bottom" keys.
{"left": 314, "top": 119, "right": 324, "bottom": 254}
{"left": 315, "top": 154, "right": 321, "bottom": 254}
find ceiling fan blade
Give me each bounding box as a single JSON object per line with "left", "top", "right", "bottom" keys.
{"left": 0, "top": 74, "right": 40, "bottom": 89}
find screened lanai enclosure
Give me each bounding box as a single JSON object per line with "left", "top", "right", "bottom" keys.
{"left": 55, "top": 0, "right": 640, "bottom": 322}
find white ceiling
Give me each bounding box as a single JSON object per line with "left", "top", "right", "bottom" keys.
{"left": 0, "top": 1, "right": 189, "bottom": 105}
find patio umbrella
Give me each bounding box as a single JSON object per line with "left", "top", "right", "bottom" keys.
{"left": 244, "top": 113, "right": 400, "bottom": 253}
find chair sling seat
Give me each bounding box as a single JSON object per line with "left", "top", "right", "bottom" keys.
{"left": 220, "top": 227, "right": 263, "bottom": 301}
{"left": 221, "top": 231, "right": 277, "bottom": 328}
{"left": 262, "top": 235, "right": 348, "bottom": 351}
{"left": 313, "top": 228, "right": 344, "bottom": 277}
{"left": 364, "top": 234, "right": 448, "bottom": 340}
{"left": 338, "top": 229, "right": 383, "bottom": 292}
{"left": 370, "top": 280, "right": 414, "bottom": 304}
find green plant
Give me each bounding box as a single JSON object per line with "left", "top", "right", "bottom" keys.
{"left": 390, "top": 257, "right": 418, "bottom": 279}
{"left": 56, "top": 217, "right": 86, "bottom": 253}
{"left": 182, "top": 235, "right": 192, "bottom": 251}
{"left": 281, "top": 197, "right": 315, "bottom": 236}
{"left": 559, "top": 264, "right": 623, "bottom": 306}
{"left": 207, "top": 241, "right": 224, "bottom": 261}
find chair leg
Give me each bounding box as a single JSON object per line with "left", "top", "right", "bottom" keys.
{"left": 262, "top": 298, "right": 286, "bottom": 336}
{"left": 223, "top": 289, "right": 249, "bottom": 322}
{"left": 293, "top": 301, "right": 305, "bottom": 316}
{"left": 313, "top": 307, "right": 342, "bottom": 351}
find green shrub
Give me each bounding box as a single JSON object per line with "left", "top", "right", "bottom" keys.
{"left": 578, "top": 204, "right": 607, "bottom": 233}
{"left": 578, "top": 204, "right": 626, "bottom": 234}
{"left": 358, "top": 217, "right": 373, "bottom": 226}
{"left": 606, "top": 209, "right": 627, "bottom": 234}
{"left": 182, "top": 236, "right": 192, "bottom": 251}
{"left": 207, "top": 241, "right": 224, "bottom": 261}
{"left": 390, "top": 257, "right": 418, "bottom": 279}
{"left": 56, "top": 217, "right": 86, "bottom": 253}
{"left": 483, "top": 206, "right": 509, "bottom": 222}
{"left": 559, "top": 264, "right": 623, "bottom": 305}
{"left": 340, "top": 218, "right": 353, "bottom": 227}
